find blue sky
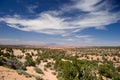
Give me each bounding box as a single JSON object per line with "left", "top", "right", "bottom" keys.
{"left": 0, "top": 0, "right": 120, "bottom": 46}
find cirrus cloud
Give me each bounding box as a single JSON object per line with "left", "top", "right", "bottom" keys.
{"left": 0, "top": 0, "right": 120, "bottom": 36}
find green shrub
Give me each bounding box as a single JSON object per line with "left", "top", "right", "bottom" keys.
{"left": 35, "top": 57, "right": 41, "bottom": 65}
{"left": 34, "top": 66, "right": 44, "bottom": 74}
{"left": 25, "top": 54, "right": 35, "bottom": 66}
{"left": 116, "top": 66, "right": 120, "bottom": 72}
{"left": 16, "top": 69, "right": 24, "bottom": 75}
{"left": 6, "top": 58, "right": 27, "bottom": 70}
{"left": 43, "top": 59, "right": 47, "bottom": 62}
{"left": 45, "top": 62, "right": 52, "bottom": 68}
{"left": 17, "top": 70, "right": 32, "bottom": 78}
{"left": 0, "top": 56, "right": 6, "bottom": 65}
{"left": 23, "top": 72, "right": 32, "bottom": 78}
{"left": 44, "top": 67, "right": 47, "bottom": 71}
{"left": 113, "top": 75, "right": 120, "bottom": 80}
{"left": 33, "top": 75, "right": 43, "bottom": 80}
{"left": 98, "top": 64, "right": 115, "bottom": 78}
{"left": 52, "top": 72, "right": 56, "bottom": 75}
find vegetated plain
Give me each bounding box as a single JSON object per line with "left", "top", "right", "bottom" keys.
{"left": 0, "top": 45, "right": 120, "bottom": 80}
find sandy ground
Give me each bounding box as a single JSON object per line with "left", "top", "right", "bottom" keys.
{"left": 26, "top": 59, "right": 57, "bottom": 80}
{"left": 0, "top": 66, "right": 35, "bottom": 80}
{"left": 13, "top": 49, "right": 23, "bottom": 56}
{"left": 13, "top": 49, "right": 38, "bottom": 56}
{"left": 38, "top": 60, "right": 57, "bottom": 80}
{"left": 1, "top": 48, "right": 119, "bottom": 80}
{"left": 26, "top": 66, "right": 44, "bottom": 77}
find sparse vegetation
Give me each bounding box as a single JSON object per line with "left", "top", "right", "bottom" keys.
{"left": 17, "top": 69, "right": 32, "bottom": 78}
{"left": 25, "top": 53, "right": 35, "bottom": 66}
{"left": 0, "top": 46, "right": 120, "bottom": 80}
{"left": 98, "top": 64, "right": 115, "bottom": 78}
{"left": 45, "top": 62, "right": 52, "bottom": 68}
{"left": 32, "top": 75, "right": 43, "bottom": 80}
{"left": 34, "top": 66, "right": 44, "bottom": 74}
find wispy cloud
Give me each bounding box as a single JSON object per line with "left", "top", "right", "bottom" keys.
{"left": 0, "top": 0, "right": 120, "bottom": 36}
{"left": 70, "top": 0, "right": 106, "bottom": 12}
{"left": 27, "top": 5, "right": 38, "bottom": 13}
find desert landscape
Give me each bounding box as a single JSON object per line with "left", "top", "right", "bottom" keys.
{"left": 0, "top": 45, "right": 120, "bottom": 80}
{"left": 0, "top": 0, "right": 120, "bottom": 80}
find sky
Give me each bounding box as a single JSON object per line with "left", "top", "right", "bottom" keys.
{"left": 0, "top": 0, "right": 120, "bottom": 46}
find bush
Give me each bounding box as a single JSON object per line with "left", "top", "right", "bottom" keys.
{"left": 35, "top": 77, "right": 43, "bottom": 80}
{"left": 34, "top": 66, "right": 44, "bottom": 74}
{"left": 45, "top": 62, "right": 52, "bottom": 68}
{"left": 32, "top": 75, "right": 43, "bottom": 80}
{"left": 98, "top": 64, "right": 115, "bottom": 78}
{"left": 0, "top": 56, "right": 6, "bottom": 65}
{"left": 52, "top": 72, "right": 56, "bottom": 75}
{"left": 17, "top": 70, "right": 44, "bottom": 80}
{"left": 25, "top": 54, "right": 35, "bottom": 66}
{"left": 17, "top": 70, "right": 32, "bottom": 78}
{"left": 116, "top": 66, "right": 120, "bottom": 72}
{"left": 35, "top": 57, "right": 41, "bottom": 65}
{"left": 0, "top": 52, "right": 10, "bottom": 58}
{"left": 0, "top": 51, "right": 26, "bottom": 70}
{"left": 43, "top": 59, "right": 47, "bottom": 62}
{"left": 23, "top": 72, "right": 32, "bottom": 78}
{"left": 6, "top": 58, "right": 26, "bottom": 70}
{"left": 113, "top": 75, "right": 120, "bottom": 80}
{"left": 17, "top": 69, "right": 24, "bottom": 75}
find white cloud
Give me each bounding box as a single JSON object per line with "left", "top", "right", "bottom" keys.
{"left": 27, "top": 5, "right": 38, "bottom": 13}
{"left": 72, "top": 0, "right": 102, "bottom": 12}
{"left": 0, "top": 0, "right": 120, "bottom": 36}
{"left": 72, "top": 11, "right": 120, "bottom": 29}
{"left": 0, "top": 13, "right": 70, "bottom": 34}
{"left": 75, "top": 35, "right": 91, "bottom": 38}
